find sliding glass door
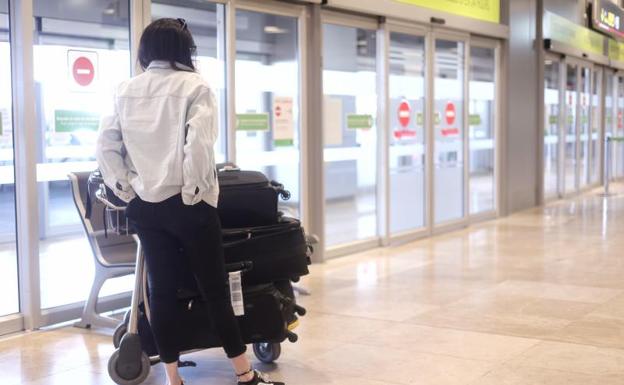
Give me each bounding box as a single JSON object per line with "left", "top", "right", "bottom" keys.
{"left": 0, "top": 0, "right": 19, "bottom": 318}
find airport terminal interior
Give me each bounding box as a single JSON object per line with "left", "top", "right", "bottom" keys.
{"left": 2, "top": 0, "right": 624, "bottom": 384}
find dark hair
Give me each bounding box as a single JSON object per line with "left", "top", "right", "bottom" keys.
{"left": 138, "top": 18, "right": 196, "bottom": 71}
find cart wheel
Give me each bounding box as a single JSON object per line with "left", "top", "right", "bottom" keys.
{"left": 113, "top": 323, "right": 128, "bottom": 349}
{"left": 253, "top": 342, "right": 281, "bottom": 364}
{"left": 108, "top": 349, "right": 151, "bottom": 385}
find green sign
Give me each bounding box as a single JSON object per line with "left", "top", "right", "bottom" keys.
{"left": 543, "top": 11, "right": 605, "bottom": 56}
{"left": 274, "top": 139, "right": 294, "bottom": 147}
{"left": 469, "top": 114, "right": 482, "bottom": 126}
{"left": 608, "top": 38, "right": 624, "bottom": 62}
{"left": 236, "top": 113, "right": 269, "bottom": 131}
{"left": 346, "top": 114, "right": 374, "bottom": 130}
{"left": 548, "top": 115, "right": 558, "bottom": 125}
{"left": 394, "top": 0, "right": 500, "bottom": 23}
{"left": 416, "top": 113, "right": 424, "bottom": 126}
{"left": 54, "top": 110, "right": 100, "bottom": 133}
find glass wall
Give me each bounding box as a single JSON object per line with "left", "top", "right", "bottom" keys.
{"left": 152, "top": 1, "right": 227, "bottom": 163}
{"left": 579, "top": 66, "right": 590, "bottom": 189}
{"left": 388, "top": 32, "right": 426, "bottom": 234}
{"left": 322, "top": 23, "right": 377, "bottom": 247}
{"left": 590, "top": 69, "right": 602, "bottom": 185}
{"left": 617, "top": 77, "right": 624, "bottom": 178}
{"left": 564, "top": 63, "right": 578, "bottom": 194}
{"left": 606, "top": 72, "right": 616, "bottom": 180}
{"left": 469, "top": 45, "right": 496, "bottom": 214}
{"left": 0, "top": 1, "right": 19, "bottom": 317}
{"left": 34, "top": 0, "right": 133, "bottom": 309}
{"left": 434, "top": 39, "right": 465, "bottom": 224}
{"left": 235, "top": 9, "right": 300, "bottom": 217}
{"left": 544, "top": 59, "right": 560, "bottom": 199}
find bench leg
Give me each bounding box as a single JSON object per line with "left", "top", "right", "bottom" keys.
{"left": 74, "top": 267, "right": 121, "bottom": 329}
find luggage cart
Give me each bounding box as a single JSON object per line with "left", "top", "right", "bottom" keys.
{"left": 95, "top": 186, "right": 306, "bottom": 385}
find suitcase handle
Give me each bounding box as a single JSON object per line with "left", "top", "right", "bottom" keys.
{"left": 225, "top": 261, "right": 253, "bottom": 274}
{"left": 270, "top": 180, "right": 291, "bottom": 200}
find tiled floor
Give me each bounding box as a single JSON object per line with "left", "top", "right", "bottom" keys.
{"left": 3, "top": 185, "right": 624, "bottom": 384}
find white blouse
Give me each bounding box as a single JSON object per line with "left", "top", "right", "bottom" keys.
{"left": 96, "top": 60, "right": 219, "bottom": 207}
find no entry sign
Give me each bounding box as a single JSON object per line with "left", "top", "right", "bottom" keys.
{"left": 398, "top": 100, "right": 411, "bottom": 127}
{"left": 445, "top": 102, "right": 456, "bottom": 126}
{"left": 72, "top": 57, "right": 95, "bottom": 86}
{"left": 68, "top": 50, "right": 98, "bottom": 91}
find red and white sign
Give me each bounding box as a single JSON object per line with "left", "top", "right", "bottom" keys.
{"left": 273, "top": 96, "right": 294, "bottom": 145}
{"left": 445, "top": 102, "right": 456, "bottom": 126}
{"left": 394, "top": 100, "right": 416, "bottom": 139}
{"left": 68, "top": 50, "right": 98, "bottom": 91}
{"left": 398, "top": 100, "right": 411, "bottom": 127}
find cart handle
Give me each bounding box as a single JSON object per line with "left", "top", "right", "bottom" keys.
{"left": 95, "top": 188, "right": 127, "bottom": 211}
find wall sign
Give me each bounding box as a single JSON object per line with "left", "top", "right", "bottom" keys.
{"left": 346, "top": 114, "right": 374, "bottom": 130}
{"left": 394, "top": 0, "right": 500, "bottom": 24}
{"left": 67, "top": 50, "right": 98, "bottom": 91}
{"left": 543, "top": 11, "right": 605, "bottom": 56}
{"left": 54, "top": 110, "right": 100, "bottom": 133}
{"left": 272, "top": 96, "right": 294, "bottom": 147}
{"left": 608, "top": 38, "right": 624, "bottom": 63}
{"left": 592, "top": 0, "right": 624, "bottom": 40}
{"left": 236, "top": 113, "right": 270, "bottom": 131}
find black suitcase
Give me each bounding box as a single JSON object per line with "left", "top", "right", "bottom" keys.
{"left": 223, "top": 217, "right": 310, "bottom": 284}
{"left": 217, "top": 166, "right": 290, "bottom": 228}
{"left": 136, "top": 282, "right": 294, "bottom": 357}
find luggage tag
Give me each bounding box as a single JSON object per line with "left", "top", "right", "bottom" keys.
{"left": 229, "top": 271, "right": 245, "bottom": 316}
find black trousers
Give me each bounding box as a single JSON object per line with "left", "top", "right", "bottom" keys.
{"left": 126, "top": 194, "right": 247, "bottom": 363}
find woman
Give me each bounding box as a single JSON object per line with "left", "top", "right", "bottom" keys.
{"left": 96, "top": 18, "right": 284, "bottom": 385}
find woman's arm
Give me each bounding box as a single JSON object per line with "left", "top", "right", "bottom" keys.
{"left": 182, "top": 86, "right": 218, "bottom": 205}
{"left": 95, "top": 96, "right": 136, "bottom": 202}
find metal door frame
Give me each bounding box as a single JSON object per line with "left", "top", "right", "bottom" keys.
{"left": 604, "top": 68, "right": 618, "bottom": 183}
{"left": 542, "top": 53, "right": 564, "bottom": 202}
{"left": 382, "top": 20, "right": 431, "bottom": 245}
{"left": 233, "top": 0, "right": 309, "bottom": 227}
{"left": 563, "top": 57, "right": 594, "bottom": 197}
{"left": 590, "top": 66, "right": 604, "bottom": 187}
{"left": 320, "top": 10, "right": 382, "bottom": 258}
{"left": 430, "top": 29, "right": 471, "bottom": 235}
{"left": 468, "top": 36, "right": 502, "bottom": 222}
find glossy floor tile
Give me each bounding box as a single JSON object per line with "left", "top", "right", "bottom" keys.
{"left": 2, "top": 185, "right": 624, "bottom": 384}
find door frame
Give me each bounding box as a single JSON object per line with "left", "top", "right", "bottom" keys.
{"left": 320, "top": 9, "right": 383, "bottom": 259}
{"left": 542, "top": 52, "right": 564, "bottom": 202}
{"left": 382, "top": 20, "right": 431, "bottom": 245}
{"left": 590, "top": 66, "right": 604, "bottom": 188}
{"left": 562, "top": 57, "right": 594, "bottom": 197}
{"left": 468, "top": 36, "right": 502, "bottom": 222}
{"left": 233, "top": 0, "right": 309, "bottom": 227}
{"left": 429, "top": 29, "right": 471, "bottom": 235}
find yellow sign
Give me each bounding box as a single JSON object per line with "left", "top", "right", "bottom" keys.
{"left": 609, "top": 38, "right": 624, "bottom": 62}
{"left": 394, "top": 0, "right": 500, "bottom": 24}
{"left": 543, "top": 11, "right": 605, "bottom": 56}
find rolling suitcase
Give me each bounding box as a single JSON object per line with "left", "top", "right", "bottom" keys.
{"left": 134, "top": 282, "right": 298, "bottom": 358}
{"left": 223, "top": 217, "right": 310, "bottom": 285}
{"left": 217, "top": 166, "right": 290, "bottom": 228}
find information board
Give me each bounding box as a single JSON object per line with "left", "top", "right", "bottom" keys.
{"left": 593, "top": 0, "right": 624, "bottom": 40}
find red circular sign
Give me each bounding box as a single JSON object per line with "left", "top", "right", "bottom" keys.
{"left": 72, "top": 56, "right": 95, "bottom": 87}
{"left": 398, "top": 100, "right": 411, "bottom": 128}
{"left": 275, "top": 105, "right": 282, "bottom": 117}
{"left": 445, "top": 102, "right": 456, "bottom": 126}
